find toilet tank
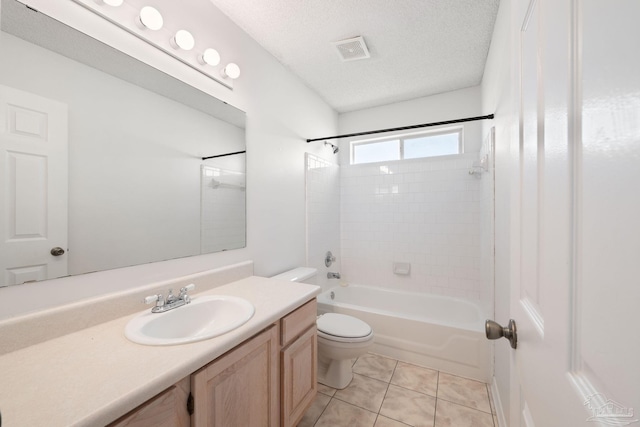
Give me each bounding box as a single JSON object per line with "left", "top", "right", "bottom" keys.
{"left": 271, "top": 267, "right": 317, "bottom": 285}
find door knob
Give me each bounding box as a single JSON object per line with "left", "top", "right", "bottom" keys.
{"left": 50, "top": 247, "right": 65, "bottom": 256}
{"left": 485, "top": 319, "right": 517, "bottom": 349}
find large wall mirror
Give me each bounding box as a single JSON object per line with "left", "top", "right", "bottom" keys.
{"left": 0, "top": 0, "right": 246, "bottom": 287}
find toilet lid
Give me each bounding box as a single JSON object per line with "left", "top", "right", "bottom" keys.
{"left": 317, "top": 313, "right": 372, "bottom": 338}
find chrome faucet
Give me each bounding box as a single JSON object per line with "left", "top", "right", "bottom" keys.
{"left": 327, "top": 272, "right": 341, "bottom": 279}
{"left": 145, "top": 284, "right": 195, "bottom": 313}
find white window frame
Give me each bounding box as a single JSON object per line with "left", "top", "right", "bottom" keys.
{"left": 350, "top": 126, "right": 464, "bottom": 165}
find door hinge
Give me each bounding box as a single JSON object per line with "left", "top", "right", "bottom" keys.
{"left": 187, "top": 392, "right": 194, "bottom": 415}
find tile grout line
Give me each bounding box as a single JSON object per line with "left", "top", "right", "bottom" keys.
{"left": 388, "top": 382, "right": 437, "bottom": 399}
{"left": 359, "top": 357, "right": 494, "bottom": 423}
{"left": 435, "top": 396, "right": 494, "bottom": 415}
{"left": 433, "top": 370, "right": 440, "bottom": 427}
{"left": 435, "top": 369, "right": 495, "bottom": 416}
{"left": 311, "top": 394, "right": 333, "bottom": 427}
{"left": 374, "top": 358, "right": 399, "bottom": 423}
{"left": 320, "top": 354, "right": 390, "bottom": 423}
{"left": 331, "top": 394, "right": 380, "bottom": 414}
{"left": 309, "top": 353, "right": 493, "bottom": 427}
{"left": 375, "top": 357, "right": 418, "bottom": 427}
{"left": 486, "top": 383, "right": 498, "bottom": 427}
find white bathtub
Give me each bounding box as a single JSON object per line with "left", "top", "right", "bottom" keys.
{"left": 317, "top": 285, "right": 491, "bottom": 382}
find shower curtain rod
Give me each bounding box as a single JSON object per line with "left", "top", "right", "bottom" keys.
{"left": 202, "top": 150, "right": 246, "bottom": 161}
{"left": 306, "top": 114, "right": 494, "bottom": 143}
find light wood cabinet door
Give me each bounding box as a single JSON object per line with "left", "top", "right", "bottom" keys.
{"left": 191, "top": 325, "right": 279, "bottom": 427}
{"left": 108, "top": 377, "right": 190, "bottom": 427}
{"left": 281, "top": 326, "right": 317, "bottom": 427}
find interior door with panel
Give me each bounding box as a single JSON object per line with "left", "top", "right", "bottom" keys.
{"left": 507, "top": 1, "right": 640, "bottom": 426}
{"left": 0, "top": 85, "right": 68, "bottom": 286}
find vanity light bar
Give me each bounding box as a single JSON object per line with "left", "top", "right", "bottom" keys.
{"left": 221, "top": 63, "right": 241, "bottom": 80}
{"left": 100, "top": 0, "right": 124, "bottom": 6}
{"left": 171, "top": 29, "right": 195, "bottom": 51}
{"left": 72, "top": 0, "right": 240, "bottom": 89}
{"left": 199, "top": 48, "right": 220, "bottom": 66}
{"left": 137, "top": 6, "right": 163, "bottom": 31}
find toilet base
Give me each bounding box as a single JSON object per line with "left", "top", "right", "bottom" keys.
{"left": 317, "top": 354, "right": 354, "bottom": 389}
{"left": 316, "top": 331, "right": 374, "bottom": 390}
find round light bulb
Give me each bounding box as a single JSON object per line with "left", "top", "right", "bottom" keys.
{"left": 171, "top": 30, "right": 195, "bottom": 51}
{"left": 221, "top": 63, "right": 241, "bottom": 79}
{"left": 138, "top": 6, "right": 163, "bottom": 31}
{"left": 102, "top": 0, "right": 123, "bottom": 6}
{"left": 199, "top": 48, "right": 221, "bottom": 66}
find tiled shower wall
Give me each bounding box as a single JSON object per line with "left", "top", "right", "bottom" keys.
{"left": 340, "top": 155, "right": 484, "bottom": 302}
{"left": 305, "top": 153, "right": 341, "bottom": 290}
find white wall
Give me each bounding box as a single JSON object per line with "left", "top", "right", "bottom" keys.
{"left": 0, "top": 0, "right": 337, "bottom": 318}
{"left": 481, "top": 0, "right": 517, "bottom": 425}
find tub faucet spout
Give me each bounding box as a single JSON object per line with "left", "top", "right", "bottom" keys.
{"left": 327, "top": 272, "right": 341, "bottom": 279}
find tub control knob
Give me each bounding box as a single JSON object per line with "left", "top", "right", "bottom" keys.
{"left": 325, "top": 251, "right": 336, "bottom": 267}
{"left": 485, "top": 319, "right": 517, "bottom": 349}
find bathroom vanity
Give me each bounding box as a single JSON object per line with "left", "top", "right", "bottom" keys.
{"left": 0, "top": 274, "right": 320, "bottom": 427}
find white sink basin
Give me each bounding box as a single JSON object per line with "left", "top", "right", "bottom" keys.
{"left": 125, "top": 295, "right": 255, "bottom": 346}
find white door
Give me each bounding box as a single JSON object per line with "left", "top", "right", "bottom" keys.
{"left": 507, "top": 1, "right": 640, "bottom": 426}
{"left": 0, "top": 85, "right": 68, "bottom": 286}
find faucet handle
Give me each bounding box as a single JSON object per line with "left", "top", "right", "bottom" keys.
{"left": 144, "top": 294, "right": 163, "bottom": 305}
{"left": 179, "top": 284, "right": 195, "bottom": 303}
{"left": 179, "top": 284, "right": 195, "bottom": 295}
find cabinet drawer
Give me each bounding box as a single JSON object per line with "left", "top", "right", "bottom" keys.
{"left": 280, "top": 299, "right": 316, "bottom": 347}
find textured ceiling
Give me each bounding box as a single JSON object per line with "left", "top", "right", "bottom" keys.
{"left": 208, "top": 0, "right": 500, "bottom": 112}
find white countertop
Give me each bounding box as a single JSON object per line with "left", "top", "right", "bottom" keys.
{"left": 0, "top": 276, "right": 320, "bottom": 427}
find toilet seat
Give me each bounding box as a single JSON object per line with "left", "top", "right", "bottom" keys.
{"left": 317, "top": 313, "right": 373, "bottom": 343}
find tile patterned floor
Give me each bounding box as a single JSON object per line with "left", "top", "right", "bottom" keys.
{"left": 298, "top": 353, "right": 499, "bottom": 427}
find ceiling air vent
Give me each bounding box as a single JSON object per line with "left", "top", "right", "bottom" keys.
{"left": 333, "top": 36, "right": 370, "bottom": 62}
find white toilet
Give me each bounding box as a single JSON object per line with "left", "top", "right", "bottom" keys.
{"left": 272, "top": 267, "right": 374, "bottom": 389}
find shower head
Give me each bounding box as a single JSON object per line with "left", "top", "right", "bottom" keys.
{"left": 324, "top": 141, "right": 339, "bottom": 154}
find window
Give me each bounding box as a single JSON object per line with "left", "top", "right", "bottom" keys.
{"left": 351, "top": 127, "right": 462, "bottom": 165}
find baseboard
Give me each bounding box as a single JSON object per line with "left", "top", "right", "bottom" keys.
{"left": 490, "top": 376, "right": 508, "bottom": 427}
